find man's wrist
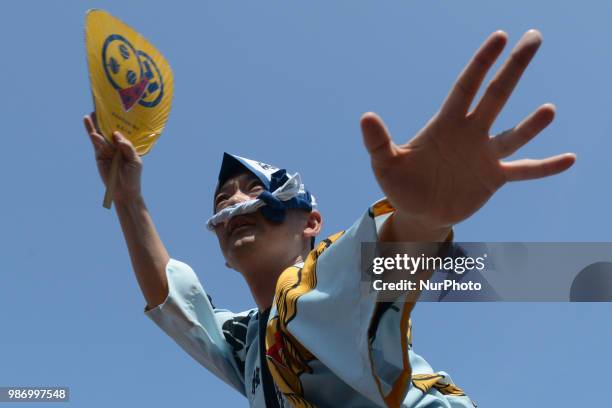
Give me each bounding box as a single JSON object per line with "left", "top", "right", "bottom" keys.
{"left": 114, "top": 194, "right": 146, "bottom": 212}
{"left": 382, "top": 211, "right": 452, "bottom": 243}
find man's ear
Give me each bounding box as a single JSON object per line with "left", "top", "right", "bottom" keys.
{"left": 304, "top": 210, "right": 322, "bottom": 240}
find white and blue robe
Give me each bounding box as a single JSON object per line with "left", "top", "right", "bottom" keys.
{"left": 145, "top": 199, "right": 476, "bottom": 407}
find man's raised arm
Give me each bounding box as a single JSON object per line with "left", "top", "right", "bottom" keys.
{"left": 84, "top": 113, "right": 169, "bottom": 310}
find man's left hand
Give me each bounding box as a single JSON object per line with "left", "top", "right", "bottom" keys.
{"left": 361, "top": 30, "right": 575, "bottom": 242}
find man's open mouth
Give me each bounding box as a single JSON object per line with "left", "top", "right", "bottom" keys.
{"left": 227, "top": 215, "right": 256, "bottom": 237}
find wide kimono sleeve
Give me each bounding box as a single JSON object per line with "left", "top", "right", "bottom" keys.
{"left": 144, "top": 258, "right": 253, "bottom": 395}
{"left": 266, "top": 199, "right": 476, "bottom": 408}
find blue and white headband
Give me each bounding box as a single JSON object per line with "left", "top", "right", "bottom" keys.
{"left": 206, "top": 153, "right": 317, "bottom": 230}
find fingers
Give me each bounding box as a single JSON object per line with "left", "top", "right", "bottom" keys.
{"left": 83, "top": 115, "right": 140, "bottom": 163}
{"left": 91, "top": 111, "right": 99, "bottom": 130}
{"left": 440, "top": 31, "right": 508, "bottom": 118}
{"left": 360, "top": 112, "right": 396, "bottom": 163}
{"left": 491, "top": 104, "right": 556, "bottom": 158}
{"left": 83, "top": 115, "right": 114, "bottom": 158}
{"left": 502, "top": 153, "right": 576, "bottom": 181}
{"left": 472, "top": 30, "right": 542, "bottom": 129}
{"left": 84, "top": 114, "right": 99, "bottom": 138}
{"left": 112, "top": 131, "right": 140, "bottom": 163}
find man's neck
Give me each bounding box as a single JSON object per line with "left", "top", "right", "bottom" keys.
{"left": 238, "top": 252, "right": 306, "bottom": 311}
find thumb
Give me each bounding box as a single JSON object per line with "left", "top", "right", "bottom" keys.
{"left": 360, "top": 112, "right": 395, "bottom": 162}
{"left": 112, "top": 132, "right": 140, "bottom": 163}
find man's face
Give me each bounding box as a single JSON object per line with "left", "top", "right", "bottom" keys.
{"left": 213, "top": 171, "right": 311, "bottom": 270}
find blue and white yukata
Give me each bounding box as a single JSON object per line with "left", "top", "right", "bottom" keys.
{"left": 145, "top": 198, "right": 476, "bottom": 407}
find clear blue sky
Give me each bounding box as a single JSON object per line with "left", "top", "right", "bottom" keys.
{"left": 1, "top": 1, "right": 611, "bottom": 407}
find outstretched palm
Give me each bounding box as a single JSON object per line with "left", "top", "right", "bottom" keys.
{"left": 361, "top": 30, "right": 575, "bottom": 231}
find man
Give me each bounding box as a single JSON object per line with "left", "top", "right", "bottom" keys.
{"left": 84, "top": 30, "right": 575, "bottom": 407}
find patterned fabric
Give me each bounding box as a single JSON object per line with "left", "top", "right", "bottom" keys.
{"left": 146, "top": 199, "right": 476, "bottom": 407}
{"left": 206, "top": 153, "right": 317, "bottom": 229}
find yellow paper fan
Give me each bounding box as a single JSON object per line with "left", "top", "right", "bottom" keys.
{"left": 85, "top": 9, "right": 174, "bottom": 207}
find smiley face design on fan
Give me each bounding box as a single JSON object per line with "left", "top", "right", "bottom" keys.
{"left": 102, "top": 34, "right": 164, "bottom": 111}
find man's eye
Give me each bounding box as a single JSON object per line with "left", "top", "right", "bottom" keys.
{"left": 215, "top": 196, "right": 227, "bottom": 207}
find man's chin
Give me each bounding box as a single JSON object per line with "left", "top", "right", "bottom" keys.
{"left": 226, "top": 235, "right": 262, "bottom": 269}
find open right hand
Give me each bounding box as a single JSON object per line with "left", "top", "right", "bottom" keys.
{"left": 361, "top": 30, "right": 575, "bottom": 237}
{"left": 84, "top": 112, "right": 143, "bottom": 204}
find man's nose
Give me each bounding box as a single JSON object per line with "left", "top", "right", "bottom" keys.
{"left": 224, "top": 190, "right": 252, "bottom": 208}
